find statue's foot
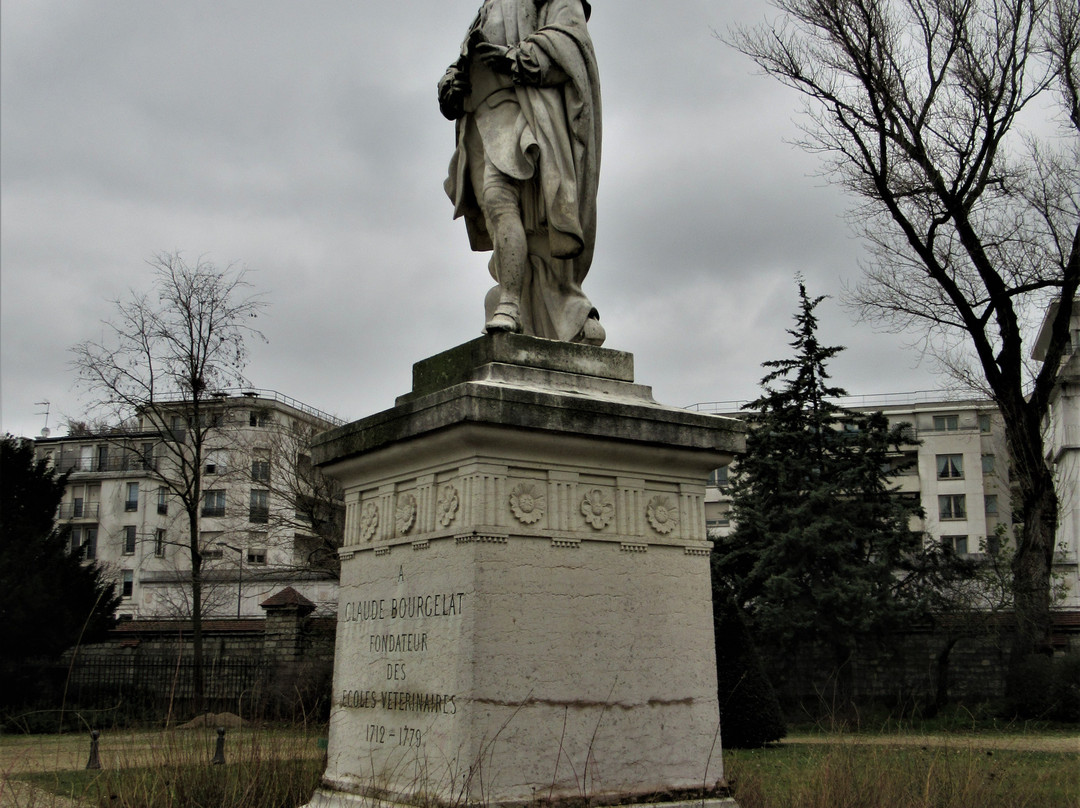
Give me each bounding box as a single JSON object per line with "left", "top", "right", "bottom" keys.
{"left": 578, "top": 314, "right": 605, "bottom": 346}
{"left": 485, "top": 304, "right": 521, "bottom": 334}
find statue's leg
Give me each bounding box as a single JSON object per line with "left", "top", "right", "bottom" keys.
{"left": 480, "top": 164, "right": 525, "bottom": 334}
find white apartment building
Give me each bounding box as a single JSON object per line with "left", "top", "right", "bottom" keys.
{"left": 699, "top": 393, "right": 1079, "bottom": 611}
{"left": 1034, "top": 300, "right": 1080, "bottom": 611}
{"left": 36, "top": 391, "right": 345, "bottom": 619}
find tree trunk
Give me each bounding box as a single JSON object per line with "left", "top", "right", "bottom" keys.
{"left": 1011, "top": 480, "right": 1058, "bottom": 659}
{"left": 188, "top": 505, "right": 205, "bottom": 714}
{"left": 1001, "top": 399, "right": 1058, "bottom": 696}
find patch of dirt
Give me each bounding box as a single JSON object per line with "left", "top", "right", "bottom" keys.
{"left": 0, "top": 777, "right": 86, "bottom": 808}
{"left": 177, "top": 712, "right": 248, "bottom": 729}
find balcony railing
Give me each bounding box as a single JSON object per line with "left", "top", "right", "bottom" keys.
{"left": 59, "top": 502, "right": 100, "bottom": 520}
{"left": 54, "top": 456, "right": 159, "bottom": 474}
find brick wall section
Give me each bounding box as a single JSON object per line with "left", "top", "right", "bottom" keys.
{"left": 260, "top": 587, "right": 319, "bottom": 659}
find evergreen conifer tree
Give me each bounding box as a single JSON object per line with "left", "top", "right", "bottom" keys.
{"left": 714, "top": 284, "right": 937, "bottom": 707}
{"left": 0, "top": 435, "right": 119, "bottom": 661}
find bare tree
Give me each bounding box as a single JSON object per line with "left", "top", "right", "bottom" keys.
{"left": 728, "top": 0, "right": 1079, "bottom": 682}
{"left": 256, "top": 420, "right": 344, "bottom": 577}
{"left": 71, "top": 252, "right": 265, "bottom": 710}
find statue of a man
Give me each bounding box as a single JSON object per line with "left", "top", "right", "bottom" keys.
{"left": 439, "top": 0, "right": 604, "bottom": 345}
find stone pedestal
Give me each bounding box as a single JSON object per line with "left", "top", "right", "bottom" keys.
{"left": 303, "top": 334, "right": 743, "bottom": 807}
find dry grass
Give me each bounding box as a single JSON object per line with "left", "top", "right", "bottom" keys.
{"left": 726, "top": 739, "right": 1079, "bottom": 808}
{"left": 4, "top": 727, "right": 1077, "bottom": 808}
{"left": 1, "top": 726, "right": 324, "bottom": 808}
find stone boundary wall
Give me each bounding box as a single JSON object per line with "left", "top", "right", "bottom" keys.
{"left": 762, "top": 617, "right": 1079, "bottom": 712}
{"left": 50, "top": 610, "right": 338, "bottom": 721}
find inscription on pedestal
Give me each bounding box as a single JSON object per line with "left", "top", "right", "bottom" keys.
{"left": 335, "top": 565, "right": 466, "bottom": 757}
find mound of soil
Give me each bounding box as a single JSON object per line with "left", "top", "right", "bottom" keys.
{"left": 178, "top": 711, "right": 248, "bottom": 729}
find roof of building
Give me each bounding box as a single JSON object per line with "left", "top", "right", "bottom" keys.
{"left": 260, "top": 586, "right": 317, "bottom": 611}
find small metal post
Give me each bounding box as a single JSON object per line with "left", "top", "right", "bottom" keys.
{"left": 211, "top": 726, "right": 226, "bottom": 765}
{"left": 86, "top": 729, "right": 102, "bottom": 770}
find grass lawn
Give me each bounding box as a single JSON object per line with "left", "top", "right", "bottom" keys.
{"left": 5, "top": 727, "right": 1077, "bottom": 808}
{"left": 725, "top": 741, "right": 1079, "bottom": 808}
{"left": 18, "top": 758, "right": 323, "bottom": 808}
{"left": 3, "top": 727, "right": 326, "bottom": 808}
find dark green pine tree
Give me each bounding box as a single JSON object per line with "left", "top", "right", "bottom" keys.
{"left": 714, "top": 284, "right": 931, "bottom": 707}
{"left": 0, "top": 435, "right": 119, "bottom": 664}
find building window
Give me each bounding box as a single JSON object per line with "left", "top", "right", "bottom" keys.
{"left": 71, "top": 526, "right": 99, "bottom": 560}
{"left": 201, "top": 411, "right": 223, "bottom": 429}
{"left": 247, "top": 548, "right": 267, "bottom": 565}
{"left": 249, "top": 489, "right": 269, "bottom": 523}
{"left": 154, "top": 528, "right": 166, "bottom": 558}
{"left": 939, "top": 494, "right": 967, "bottom": 520}
{"left": 205, "top": 450, "right": 226, "bottom": 476}
{"left": 157, "top": 486, "right": 169, "bottom": 515}
{"left": 985, "top": 495, "right": 999, "bottom": 516}
{"left": 125, "top": 482, "right": 139, "bottom": 512}
{"left": 937, "top": 454, "right": 963, "bottom": 479}
{"left": 97, "top": 445, "right": 109, "bottom": 471}
{"left": 200, "top": 531, "right": 224, "bottom": 559}
{"left": 141, "top": 442, "right": 156, "bottom": 470}
{"left": 933, "top": 414, "right": 959, "bottom": 431}
{"left": 979, "top": 414, "right": 991, "bottom": 433}
{"left": 202, "top": 489, "right": 226, "bottom": 518}
{"left": 943, "top": 535, "right": 968, "bottom": 555}
{"left": 72, "top": 497, "right": 84, "bottom": 518}
{"left": 249, "top": 409, "right": 271, "bottom": 427}
{"left": 251, "top": 453, "right": 271, "bottom": 483}
{"left": 169, "top": 415, "right": 188, "bottom": 442}
{"left": 121, "top": 570, "right": 134, "bottom": 598}
{"left": 708, "top": 466, "right": 729, "bottom": 488}
{"left": 982, "top": 454, "right": 996, "bottom": 474}
{"left": 122, "top": 525, "right": 137, "bottom": 555}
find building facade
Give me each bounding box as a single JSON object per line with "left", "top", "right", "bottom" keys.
{"left": 1034, "top": 301, "right": 1080, "bottom": 612}
{"left": 36, "top": 391, "right": 345, "bottom": 619}
{"left": 699, "top": 393, "right": 1079, "bottom": 610}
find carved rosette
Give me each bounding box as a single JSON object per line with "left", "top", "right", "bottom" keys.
{"left": 359, "top": 502, "right": 379, "bottom": 543}
{"left": 396, "top": 493, "right": 417, "bottom": 536}
{"left": 510, "top": 482, "right": 546, "bottom": 525}
{"left": 646, "top": 495, "right": 679, "bottom": 535}
{"left": 436, "top": 484, "right": 460, "bottom": 527}
{"left": 580, "top": 488, "right": 614, "bottom": 530}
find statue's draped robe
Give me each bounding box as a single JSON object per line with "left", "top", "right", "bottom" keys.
{"left": 445, "top": 0, "right": 601, "bottom": 342}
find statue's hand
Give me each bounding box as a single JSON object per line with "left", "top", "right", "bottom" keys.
{"left": 474, "top": 42, "right": 515, "bottom": 75}
{"left": 438, "top": 66, "right": 469, "bottom": 120}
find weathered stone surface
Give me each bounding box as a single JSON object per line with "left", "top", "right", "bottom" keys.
{"left": 313, "top": 335, "right": 742, "bottom": 471}
{"left": 407, "top": 332, "right": 635, "bottom": 399}
{"left": 304, "top": 337, "right": 743, "bottom": 806}
{"left": 440, "top": 3, "right": 603, "bottom": 343}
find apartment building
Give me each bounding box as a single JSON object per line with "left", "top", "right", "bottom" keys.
{"left": 36, "top": 391, "right": 344, "bottom": 619}
{"left": 699, "top": 393, "right": 1079, "bottom": 610}
{"left": 1034, "top": 301, "right": 1080, "bottom": 611}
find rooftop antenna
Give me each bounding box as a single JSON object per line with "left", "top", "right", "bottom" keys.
{"left": 35, "top": 400, "right": 51, "bottom": 438}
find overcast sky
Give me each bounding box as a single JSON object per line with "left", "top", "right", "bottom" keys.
{"left": 1, "top": 0, "right": 954, "bottom": 439}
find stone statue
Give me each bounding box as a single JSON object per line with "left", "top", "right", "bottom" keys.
{"left": 440, "top": 0, "right": 604, "bottom": 345}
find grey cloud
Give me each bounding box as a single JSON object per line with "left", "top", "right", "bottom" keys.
{"left": 1, "top": 0, "right": 945, "bottom": 437}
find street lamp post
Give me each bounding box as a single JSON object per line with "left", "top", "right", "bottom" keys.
{"left": 219, "top": 543, "right": 243, "bottom": 618}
